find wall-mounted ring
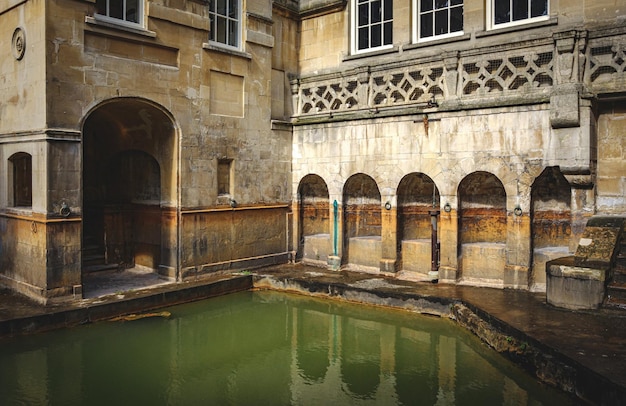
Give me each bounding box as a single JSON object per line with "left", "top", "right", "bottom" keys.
{"left": 443, "top": 202, "right": 452, "bottom": 213}
{"left": 12, "top": 27, "right": 26, "bottom": 60}
{"left": 384, "top": 201, "right": 392, "bottom": 210}
{"left": 60, "top": 202, "right": 71, "bottom": 217}
{"left": 514, "top": 206, "right": 523, "bottom": 216}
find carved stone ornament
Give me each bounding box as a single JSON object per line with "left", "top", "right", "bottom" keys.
{"left": 12, "top": 27, "right": 26, "bottom": 61}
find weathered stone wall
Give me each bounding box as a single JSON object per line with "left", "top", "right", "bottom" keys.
{"left": 597, "top": 103, "right": 626, "bottom": 215}
{"left": 0, "top": 0, "right": 46, "bottom": 133}
{"left": 0, "top": 0, "right": 296, "bottom": 301}
{"left": 180, "top": 207, "right": 289, "bottom": 276}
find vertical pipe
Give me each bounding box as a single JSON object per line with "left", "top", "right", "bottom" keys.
{"left": 333, "top": 200, "right": 338, "bottom": 256}
{"left": 429, "top": 208, "right": 440, "bottom": 283}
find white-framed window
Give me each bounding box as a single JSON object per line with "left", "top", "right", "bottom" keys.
{"left": 487, "top": 0, "right": 549, "bottom": 30}
{"left": 209, "top": 0, "right": 241, "bottom": 49}
{"left": 415, "top": 0, "right": 463, "bottom": 42}
{"left": 351, "top": 0, "right": 393, "bottom": 54}
{"left": 95, "top": 0, "right": 144, "bottom": 28}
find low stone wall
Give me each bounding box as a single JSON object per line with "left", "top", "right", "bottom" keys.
{"left": 302, "top": 233, "right": 331, "bottom": 267}
{"left": 460, "top": 242, "right": 506, "bottom": 284}
{"left": 346, "top": 236, "right": 382, "bottom": 270}
{"left": 401, "top": 239, "right": 431, "bottom": 275}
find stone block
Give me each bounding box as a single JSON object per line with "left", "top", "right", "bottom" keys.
{"left": 531, "top": 246, "right": 571, "bottom": 292}
{"left": 302, "top": 233, "right": 331, "bottom": 267}
{"left": 550, "top": 86, "right": 580, "bottom": 128}
{"left": 347, "top": 236, "right": 382, "bottom": 269}
{"left": 574, "top": 216, "right": 625, "bottom": 269}
{"left": 461, "top": 242, "right": 506, "bottom": 282}
{"left": 546, "top": 257, "right": 606, "bottom": 310}
{"left": 401, "top": 239, "right": 431, "bottom": 275}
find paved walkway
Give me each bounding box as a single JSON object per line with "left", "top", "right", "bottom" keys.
{"left": 0, "top": 263, "right": 625, "bottom": 404}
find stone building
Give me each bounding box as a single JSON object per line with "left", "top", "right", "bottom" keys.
{"left": 0, "top": 0, "right": 625, "bottom": 303}
{"left": 290, "top": 0, "right": 626, "bottom": 292}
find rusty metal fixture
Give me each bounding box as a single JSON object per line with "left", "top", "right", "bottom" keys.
{"left": 429, "top": 209, "right": 440, "bottom": 283}
{"left": 60, "top": 202, "right": 71, "bottom": 217}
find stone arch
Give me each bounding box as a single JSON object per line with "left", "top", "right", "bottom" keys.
{"left": 81, "top": 97, "right": 178, "bottom": 277}
{"left": 342, "top": 173, "right": 382, "bottom": 270}
{"left": 529, "top": 166, "right": 572, "bottom": 291}
{"left": 297, "top": 174, "right": 331, "bottom": 266}
{"left": 458, "top": 171, "right": 507, "bottom": 283}
{"left": 397, "top": 173, "right": 440, "bottom": 276}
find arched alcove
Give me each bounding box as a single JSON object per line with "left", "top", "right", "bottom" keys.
{"left": 342, "top": 174, "right": 382, "bottom": 270}
{"left": 82, "top": 97, "right": 177, "bottom": 277}
{"left": 458, "top": 172, "right": 507, "bottom": 283}
{"left": 397, "top": 173, "right": 440, "bottom": 276}
{"left": 297, "top": 174, "right": 330, "bottom": 266}
{"left": 530, "top": 167, "right": 572, "bottom": 291}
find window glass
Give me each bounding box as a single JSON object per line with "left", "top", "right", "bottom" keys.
{"left": 209, "top": 0, "right": 240, "bottom": 49}
{"left": 417, "top": 0, "right": 463, "bottom": 41}
{"left": 95, "top": 0, "right": 142, "bottom": 25}
{"left": 492, "top": 0, "right": 548, "bottom": 28}
{"left": 354, "top": 0, "right": 393, "bottom": 52}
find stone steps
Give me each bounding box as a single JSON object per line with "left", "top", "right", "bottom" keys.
{"left": 605, "top": 235, "right": 626, "bottom": 309}
{"left": 606, "top": 282, "right": 626, "bottom": 309}
{"left": 81, "top": 236, "right": 117, "bottom": 272}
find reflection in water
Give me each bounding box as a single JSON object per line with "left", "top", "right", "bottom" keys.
{"left": 0, "top": 291, "right": 570, "bottom": 405}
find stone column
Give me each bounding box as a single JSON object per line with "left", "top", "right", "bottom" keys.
{"left": 550, "top": 30, "right": 586, "bottom": 129}
{"left": 505, "top": 203, "right": 532, "bottom": 289}
{"left": 442, "top": 51, "right": 459, "bottom": 101}
{"left": 290, "top": 78, "right": 300, "bottom": 116}
{"left": 380, "top": 198, "right": 398, "bottom": 273}
{"left": 438, "top": 198, "right": 458, "bottom": 282}
{"left": 160, "top": 207, "right": 179, "bottom": 279}
{"left": 355, "top": 66, "right": 371, "bottom": 109}
{"left": 564, "top": 170, "right": 595, "bottom": 252}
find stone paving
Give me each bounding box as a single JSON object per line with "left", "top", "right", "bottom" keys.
{"left": 0, "top": 263, "right": 625, "bottom": 404}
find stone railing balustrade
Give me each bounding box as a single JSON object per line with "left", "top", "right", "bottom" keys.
{"left": 291, "top": 29, "right": 626, "bottom": 119}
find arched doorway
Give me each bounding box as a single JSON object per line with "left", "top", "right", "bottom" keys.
{"left": 343, "top": 174, "right": 381, "bottom": 270}
{"left": 458, "top": 171, "right": 507, "bottom": 284}
{"left": 297, "top": 174, "right": 330, "bottom": 266}
{"left": 530, "top": 167, "right": 572, "bottom": 291}
{"left": 82, "top": 98, "right": 177, "bottom": 278}
{"left": 397, "top": 173, "right": 440, "bottom": 277}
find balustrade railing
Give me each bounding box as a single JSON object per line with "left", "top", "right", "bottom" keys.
{"left": 291, "top": 29, "right": 626, "bottom": 118}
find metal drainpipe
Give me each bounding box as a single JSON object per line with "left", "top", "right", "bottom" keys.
{"left": 333, "top": 200, "right": 338, "bottom": 256}
{"left": 429, "top": 208, "right": 440, "bottom": 283}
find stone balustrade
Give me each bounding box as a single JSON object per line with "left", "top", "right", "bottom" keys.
{"left": 290, "top": 29, "right": 626, "bottom": 120}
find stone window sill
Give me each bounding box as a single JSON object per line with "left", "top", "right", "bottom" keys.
{"left": 477, "top": 16, "right": 558, "bottom": 39}
{"left": 85, "top": 16, "right": 157, "bottom": 38}
{"left": 202, "top": 43, "right": 252, "bottom": 59}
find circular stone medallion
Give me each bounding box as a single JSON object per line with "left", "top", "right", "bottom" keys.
{"left": 12, "top": 27, "right": 26, "bottom": 60}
